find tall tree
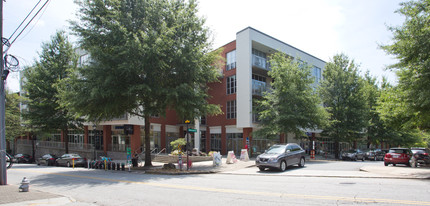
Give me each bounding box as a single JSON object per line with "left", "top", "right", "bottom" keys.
{"left": 381, "top": 0, "right": 430, "bottom": 130}
{"left": 255, "top": 52, "right": 328, "bottom": 139}
{"left": 61, "top": 0, "right": 221, "bottom": 167}
{"left": 23, "top": 31, "right": 81, "bottom": 154}
{"left": 5, "top": 91, "right": 23, "bottom": 144}
{"left": 319, "top": 54, "right": 368, "bottom": 158}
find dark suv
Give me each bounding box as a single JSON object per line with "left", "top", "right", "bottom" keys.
{"left": 256, "top": 143, "right": 306, "bottom": 171}
{"left": 410, "top": 148, "right": 430, "bottom": 166}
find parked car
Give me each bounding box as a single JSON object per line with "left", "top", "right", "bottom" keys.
{"left": 255, "top": 143, "right": 306, "bottom": 171}
{"left": 36, "top": 154, "right": 58, "bottom": 166}
{"left": 384, "top": 148, "right": 412, "bottom": 167}
{"left": 341, "top": 149, "right": 365, "bottom": 161}
{"left": 364, "top": 149, "right": 386, "bottom": 161}
{"left": 410, "top": 148, "right": 430, "bottom": 166}
{"left": 56, "top": 154, "right": 87, "bottom": 167}
{"left": 14, "top": 154, "right": 34, "bottom": 163}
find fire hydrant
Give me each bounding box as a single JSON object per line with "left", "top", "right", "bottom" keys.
{"left": 19, "top": 177, "right": 30, "bottom": 192}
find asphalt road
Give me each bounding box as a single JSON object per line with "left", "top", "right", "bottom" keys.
{"left": 3, "top": 161, "right": 430, "bottom": 206}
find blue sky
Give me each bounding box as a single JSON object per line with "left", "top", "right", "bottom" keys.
{"left": 3, "top": 0, "right": 404, "bottom": 92}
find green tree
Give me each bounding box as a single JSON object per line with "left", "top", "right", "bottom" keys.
{"left": 61, "top": 0, "right": 221, "bottom": 167}
{"left": 319, "top": 54, "right": 368, "bottom": 158}
{"left": 5, "top": 91, "right": 23, "bottom": 145}
{"left": 255, "top": 52, "right": 328, "bottom": 139}
{"left": 375, "top": 79, "right": 422, "bottom": 147}
{"left": 381, "top": 0, "right": 430, "bottom": 130}
{"left": 23, "top": 31, "right": 82, "bottom": 153}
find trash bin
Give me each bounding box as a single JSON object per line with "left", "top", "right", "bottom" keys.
{"left": 132, "top": 158, "right": 138, "bottom": 167}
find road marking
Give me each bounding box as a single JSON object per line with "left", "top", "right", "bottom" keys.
{"left": 14, "top": 169, "right": 430, "bottom": 205}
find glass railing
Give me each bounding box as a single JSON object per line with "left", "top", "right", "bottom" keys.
{"left": 252, "top": 80, "right": 267, "bottom": 96}
{"left": 252, "top": 55, "right": 270, "bottom": 70}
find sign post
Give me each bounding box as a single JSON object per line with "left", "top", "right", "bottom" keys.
{"left": 185, "top": 120, "right": 190, "bottom": 171}
{"left": 126, "top": 147, "right": 131, "bottom": 172}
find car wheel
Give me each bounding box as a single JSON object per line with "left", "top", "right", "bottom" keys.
{"left": 258, "top": 167, "right": 265, "bottom": 171}
{"left": 393, "top": 164, "right": 396, "bottom": 166}
{"left": 384, "top": 162, "right": 388, "bottom": 166}
{"left": 279, "top": 161, "right": 287, "bottom": 171}
{"left": 362, "top": 157, "right": 365, "bottom": 161}
{"left": 298, "top": 157, "right": 305, "bottom": 167}
{"left": 354, "top": 156, "right": 357, "bottom": 161}
{"left": 66, "top": 161, "right": 71, "bottom": 167}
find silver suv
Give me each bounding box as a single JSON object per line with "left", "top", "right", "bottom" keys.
{"left": 255, "top": 143, "right": 306, "bottom": 171}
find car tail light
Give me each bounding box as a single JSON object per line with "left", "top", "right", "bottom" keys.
{"left": 385, "top": 154, "right": 392, "bottom": 158}
{"left": 423, "top": 153, "right": 429, "bottom": 156}
{"left": 49, "top": 158, "right": 55, "bottom": 160}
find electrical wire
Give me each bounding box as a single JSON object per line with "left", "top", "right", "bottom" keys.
{"left": 7, "top": 0, "right": 43, "bottom": 41}
{"left": 5, "top": 0, "right": 50, "bottom": 54}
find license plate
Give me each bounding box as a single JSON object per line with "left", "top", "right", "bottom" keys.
{"left": 393, "top": 155, "right": 399, "bottom": 158}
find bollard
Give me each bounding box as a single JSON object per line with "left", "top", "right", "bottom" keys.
{"left": 121, "top": 163, "right": 125, "bottom": 171}
{"left": 19, "top": 177, "right": 30, "bottom": 192}
{"left": 112, "top": 162, "right": 116, "bottom": 170}
{"left": 108, "top": 162, "right": 111, "bottom": 170}
{"left": 117, "top": 163, "right": 120, "bottom": 170}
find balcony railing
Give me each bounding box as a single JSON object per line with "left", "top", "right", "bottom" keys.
{"left": 252, "top": 80, "right": 267, "bottom": 96}
{"left": 252, "top": 55, "right": 270, "bottom": 70}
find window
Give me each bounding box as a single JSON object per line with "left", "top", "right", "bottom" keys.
{"left": 226, "top": 50, "right": 236, "bottom": 70}
{"left": 312, "top": 67, "right": 322, "bottom": 85}
{"left": 226, "top": 75, "right": 236, "bottom": 94}
{"left": 227, "top": 100, "right": 236, "bottom": 119}
{"left": 252, "top": 74, "right": 266, "bottom": 82}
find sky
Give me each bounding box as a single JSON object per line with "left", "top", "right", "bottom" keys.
{"left": 3, "top": 0, "right": 405, "bottom": 93}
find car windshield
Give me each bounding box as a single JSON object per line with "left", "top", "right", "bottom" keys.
{"left": 266, "top": 145, "right": 286, "bottom": 154}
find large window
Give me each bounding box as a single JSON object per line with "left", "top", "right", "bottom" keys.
{"left": 312, "top": 66, "right": 322, "bottom": 85}
{"left": 226, "top": 75, "right": 236, "bottom": 95}
{"left": 226, "top": 50, "right": 236, "bottom": 70}
{"left": 227, "top": 100, "right": 236, "bottom": 119}
{"left": 210, "top": 134, "right": 222, "bottom": 152}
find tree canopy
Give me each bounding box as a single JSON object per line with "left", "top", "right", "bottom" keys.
{"left": 5, "top": 90, "right": 23, "bottom": 142}
{"left": 254, "top": 52, "right": 328, "bottom": 139}
{"left": 61, "top": 0, "right": 222, "bottom": 166}
{"left": 319, "top": 54, "right": 368, "bottom": 156}
{"left": 23, "top": 31, "right": 81, "bottom": 153}
{"left": 381, "top": 0, "right": 430, "bottom": 130}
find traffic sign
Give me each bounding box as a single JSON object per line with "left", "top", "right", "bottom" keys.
{"left": 187, "top": 128, "right": 197, "bottom": 133}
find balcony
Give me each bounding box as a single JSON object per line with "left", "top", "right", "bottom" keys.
{"left": 252, "top": 55, "right": 270, "bottom": 70}
{"left": 252, "top": 80, "right": 267, "bottom": 96}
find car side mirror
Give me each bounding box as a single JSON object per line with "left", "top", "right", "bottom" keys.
{"left": 286, "top": 150, "right": 291, "bottom": 153}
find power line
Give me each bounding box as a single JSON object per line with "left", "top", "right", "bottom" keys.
{"left": 8, "top": 0, "right": 42, "bottom": 41}
{"left": 5, "top": 0, "right": 50, "bottom": 54}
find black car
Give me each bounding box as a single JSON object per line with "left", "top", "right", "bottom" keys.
{"left": 255, "top": 143, "right": 306, "bottom": 171}
{"left": 411, "top": 148, "right": 430, "bottom": 166}
{"left": 341, "top": 149, "right": 365, "bottom": 161}
{"left": 36, "top": 154, "right": 58, "bottom": 166}
{"left": 14, "top": 154, "right": 34, "bottom": 163}
{"left": 364, "top": 149, "right": 385, "bottom": 161}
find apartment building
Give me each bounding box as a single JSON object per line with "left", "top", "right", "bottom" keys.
{"left": 17, "top": 27, "right": 327, "bottom": 158}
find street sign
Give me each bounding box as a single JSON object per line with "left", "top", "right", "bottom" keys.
{"left": 187, "top": 128, "right": 197, "bottom": 133}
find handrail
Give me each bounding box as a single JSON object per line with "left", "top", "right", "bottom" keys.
{"left": 157, "top": 148, "right": 166, "bottom": 155}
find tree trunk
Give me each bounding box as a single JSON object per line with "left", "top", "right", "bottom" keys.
{"left": 334, "top": 141, "right": 340, "bottom": 159}
{"left": 63, "top": 128, "right": 69, "bottom": 154}
{"left": 144, "top": 116, "right": 152, "bottom": 167}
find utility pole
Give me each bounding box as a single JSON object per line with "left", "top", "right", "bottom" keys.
{"left": 0, "top": 0, "right": 8, "bottom": 185}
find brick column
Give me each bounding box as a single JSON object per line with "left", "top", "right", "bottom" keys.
{"left": 221, "top": 126, "right": 227, "bottom": 155}
{"left": 84, "top": 126, "right": 89, "bottom": 144}
{"left": 130, "top": 125, "right": 142, "bottom": 154}
{"left": 103, "top": 125, "right": 112, "bottom": 154}
{"left": 160, "top": 124, "right": 166, "bottom": 152}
